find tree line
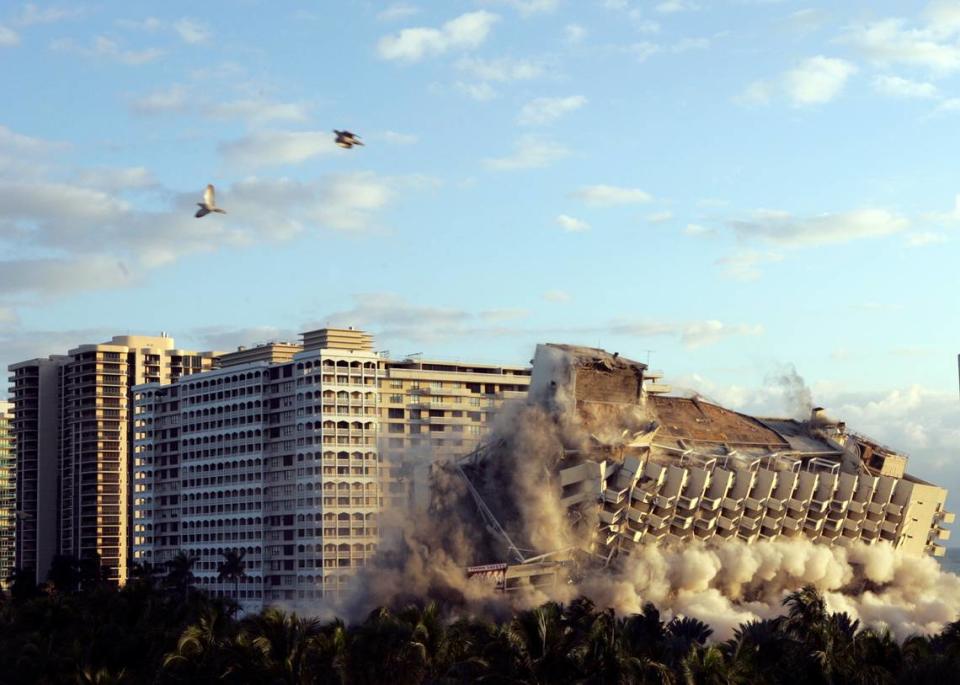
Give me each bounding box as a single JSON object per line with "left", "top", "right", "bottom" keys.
{"left": 2, "top": 551, "right": 959, "bottom": 684}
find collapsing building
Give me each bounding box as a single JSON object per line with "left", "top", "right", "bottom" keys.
{"left": 459, "top": 344, "right": 953, "bottom": 590}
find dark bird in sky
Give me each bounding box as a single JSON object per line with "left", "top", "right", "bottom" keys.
{"left": 334, "top": 130, "right": 363, "bottom": 149}
{"left": 195, "top": 184, "right": 227, "bottom": 218}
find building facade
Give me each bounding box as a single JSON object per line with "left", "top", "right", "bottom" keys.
{"left": 8, "top": 335, "right": 217, "bottom": 584}
{"left": 132, "top": 328, "right": 530, "bottom": 611}
{"left": 0, "top": 401, "right": 15, "bottom": 588}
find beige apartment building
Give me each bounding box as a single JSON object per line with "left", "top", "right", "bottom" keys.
{"left": 8, "top": 335, "right": 217, "bottom": 584}
{"left": 132, "top": 328, "right": 530, "bottom": 610}
{"left": 0, "top": 401, "right": 15, "bottom": 588}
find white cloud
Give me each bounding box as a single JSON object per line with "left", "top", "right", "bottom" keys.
{"left": 455, "top": 56, "right": 544, "bottom": 81}
{"left": 0, "top": 24, "right": 18, "bottom": 47}
{"left": 844, "top": 17, "right": 960, "bottom": 74}
{"left": 484, "top": 136, "right": 570, "bottom": 170}
{"left": 75, "top": 167, "right": 158, "bottom": 191}
{"left": 571, "top": 184, "right": 653, "bottom": 206}
{"left": 52, "top": 36, "right": 164, "bottom": 65}
{"left": 16, "top": 4, "right": 83, "bottom": 26}
{"left": 377, "top": 3, "right": 420, "bottom": 21}
{"left": 607, "top": 319, "right": 763, "bottom": 349}
{"left": 173, "top": 18, "right": 211, "bottom": 45}
{"left": 783, "top": 56, "right": 858, "bottom": 105}
{"left": 628, "top": 41, "right": 661, "bottom": 62}
{"left": 905, "top": 231, "right": 947, "bottom": 247}
{"left": 873, "top": 74, "right": 939, "bottom": 99}
{"left": 219, "top": 130, "right": 338, "bottom": 168}
{"left": 647, "top": 210, "right": 673, "bottom": 223}
{"left": 736, "top": 80, "right": 773, "bottom": 106}
{"left": 656, "top": 0, "right": 699, "bottom": 13}
{"left": 321, "top": 293, "right": 528, "bottom": 344}
{"left": 205, "top": 99, "right": 309, "bottom": 125}
{"left": 740, "top": 56, "right": 857, "bottom": 106}
{"left": 683, "top": 223, "right": 715, "bottom": 236}
{"left": 564, "top": 23, "right": 586, "bottom": 45}
{"left": 518, "top": 95, "right": 587, "bottom": 125}
{"left": 377, "top": 11, "right": 498, "bottom": 62}
{"left": 129, "top": 85, "right": 189, "bottom": 115}
{"left": 556, "top": 214, "right": 590, "bottom": 232}
{"left": 484, "top": 0, "right": 558, "bottom": 15}
{"left": 543, "top": 290, "right": 571, "bottom": 302}
{"left": 729, "top": 208, "right": 909, "bottom": 247}
{"left": 715, "top": 249, "right": 784, "bottom": 281}
{"left": 455, "top": 81, "right": 498, "bottom": 101}
{"left": 672, "top": 37, "right": 710, "bottom": 53}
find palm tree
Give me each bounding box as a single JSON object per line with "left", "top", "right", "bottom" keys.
{"left": 48, "top": 555, "right": 82, "bottom": 594}
{"left": 164, "top": 552, "right": 198, "bottom": 602}
{"left": 162, "top": 604, "right": 240, "bottom": 682}
{"left": 216, "top": 549, "right": 247, "bottom": 615}
{"left": 241, "top": 607, "right": 326, "bottom": 685}
{"left": 506, "top": 601, "right": 579, "bottom": 684}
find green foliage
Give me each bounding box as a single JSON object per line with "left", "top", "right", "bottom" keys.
{"left": 0, "top": 581, "right": 959, "bottom": 684}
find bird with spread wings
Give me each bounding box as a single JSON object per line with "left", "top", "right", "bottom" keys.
{"left": 195, "top": 184, "right": 227, "bottom": 218}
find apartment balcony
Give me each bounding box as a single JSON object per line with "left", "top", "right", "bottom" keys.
{"left": 739, "top": 517, "right": 759, "bottom": 532}
{"left": 722, "top": 497, "right": 743, "bottom": 513}
{"left": 744, "top": 496, "right": 764, "bottom": 513}
{"left": 823, "top": 518, "right": 843, "bottom": 533}
{"left": 829, "top": 500, "right": 848, "bottom": 514}
{"left": 861, "top": 518, "right": 879, "bottom": 533}
{"left": 694, "top": 517, "right": 717, "bottom": 532}
{"left": 787, "top": 498, "right": 807, "bottom": 514}
{"left": 765, "top": 498, "right": 785, "bottom": 513}
{"left": 646, "top": 513, "right": 667, "bottom": 529}
{"left": 762, "top": 515, "right": 781, "bottom": 530}
{"left": 867, "top": 502, "right": 886, "bottom": 516}
{"left": 884, "top": 502, "right": 904, "bottom": 517}
{"left": 599, "top": 507, "right": 625, "bottom": 525}
{"left": 699, "top": 495, "right": 721, "bottom": 511}
{"left": 671, "top": 514, "right": 694, "bottom": 530}
{"left": 928, "top": 543, "right": 946, "bottom": 558}
{"left": 935, "top": 527, "right": 951, "bottom": 541}
{"left": 847, "top": 500, "right": 865, "bottom": 514}
{"left": 940, "top": 511, "right": 956, "bottom": 524}
{"left": 808, "top": 499, "right": 829, "bottom": 514}
{"left": 603, "top": 488, "right": 629, "bottom": 505}
{"left": 843, "top": 518, "right": 861, "bottom": 532}
{"left": 782, "top": 516, "right": 801, "bottom": 531}
{"left": 654, "top": 494, "right": 677, "bottom": 510}
{"left": 627, "top": 504, "right": 650, "bottom": 521}
{"left": 677, "top": 494, "right": 699, "bottom": 509}
{"left": 804, "top": 518, "right": 824, "bottom": 533}
{"left": 717, "top": 515, "right": 737, "bottom": 531}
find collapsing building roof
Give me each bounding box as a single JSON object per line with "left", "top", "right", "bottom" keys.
{"left": 456, "top": 343, "right": 953, "bottom": 587}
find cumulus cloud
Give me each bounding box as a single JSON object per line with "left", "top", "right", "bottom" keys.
{"left": 16, "top": 3, "right": 83, "bottom": 25}
{"left": 377, "top": 11, "right": 498, "bottom": 62}
{"left": 129, "top": 85, "right": 189, "bottom": 115}
{"left": 728, "top": 208, "right": 909, "bottom": 247}
{"left": 483, "top": 0, "right": 559, "bottom": 15}
{"left": 320, "top": 293, "right": 529, "bottom": 344}
{"left": 204, "top": 99, "right": 310, "bottom": 125}
{"left": 715, "top": 249, "right": 784, "bottom": 281}
{"left": 784, "top": 56, "right": 858, "bottom": 105}
{"left": 656, "top": 0, "right": 699, "bottom": 13}
{"left": 380, "top": 130, "right": 418, "bottom": 145}
{"left": 75, "top": 166, "right": 158, "bottom": 191}
{"left": 518, "top": 95, "right": 587, "bottom": 125}
{"left": 844, "top": 15, "right": 960, "bottom": 74}
{"left": 905, "top": 231, "right": 947, "bottom": 247}
{"left": 543, "top": 290, "right": 571, "bottom": 302}
{"left": 377, "top": 3, "right": 420, "bottom": 21}
{"left": 555, "top": 214, "right": 590, "bottom": 232}
{"left": 739, "top": 56, "right": 857, "bottom": 106}
{"left": 484, "top": 136, "right": 570, "bottom": 170}
{"left": 571, "top": 184, "right": 653, "bottom": 206}
{"left": 219, "top": 130, "right": 339, "bottom": 168}
{"left": 455, "top": 55, "right": 545, "bottom": 82}
{"left": 646, "top": 210, "right": 673, "bottom": 223}
{"left": 455, "top": 81, "right": 498, "bottom": 101}
{"left": 564, "top": 23, "right": 586, "bottom": 44}
{"left": 51, "top": 35, "right": 163, "bottom": 65}
{"left": 0, "top": 24, "right": 18, "bottom": 47}
{"left": 173, "top": 18, "right": 211, "bottom": 44}
{"left": 873, "top": 74, "right": 939, "bottom": 99}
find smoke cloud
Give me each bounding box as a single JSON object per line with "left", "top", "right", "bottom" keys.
{"left": 766, "top": 363, "right": 814, "bottom": 421}
{"left": 334, "top": 378, "right": 958, "bottom": 642}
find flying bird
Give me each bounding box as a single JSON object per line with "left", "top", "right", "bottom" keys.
{"left": 195, "top": 184, "right": 227, "bottom": 218}
{"left": 334, "top": 130, "right": 363, "bottom": 149}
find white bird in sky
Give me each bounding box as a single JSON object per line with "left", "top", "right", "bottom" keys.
{"left": 195, "top": 184, "right": 227, "bottom": 218}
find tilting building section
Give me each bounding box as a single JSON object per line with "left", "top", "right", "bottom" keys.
{"left": 462, "top": 344, "right": 952, "bottom": 575}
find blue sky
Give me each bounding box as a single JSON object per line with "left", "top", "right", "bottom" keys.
{"left": 2, "top": 1, "right": 960, "bottom": 519}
